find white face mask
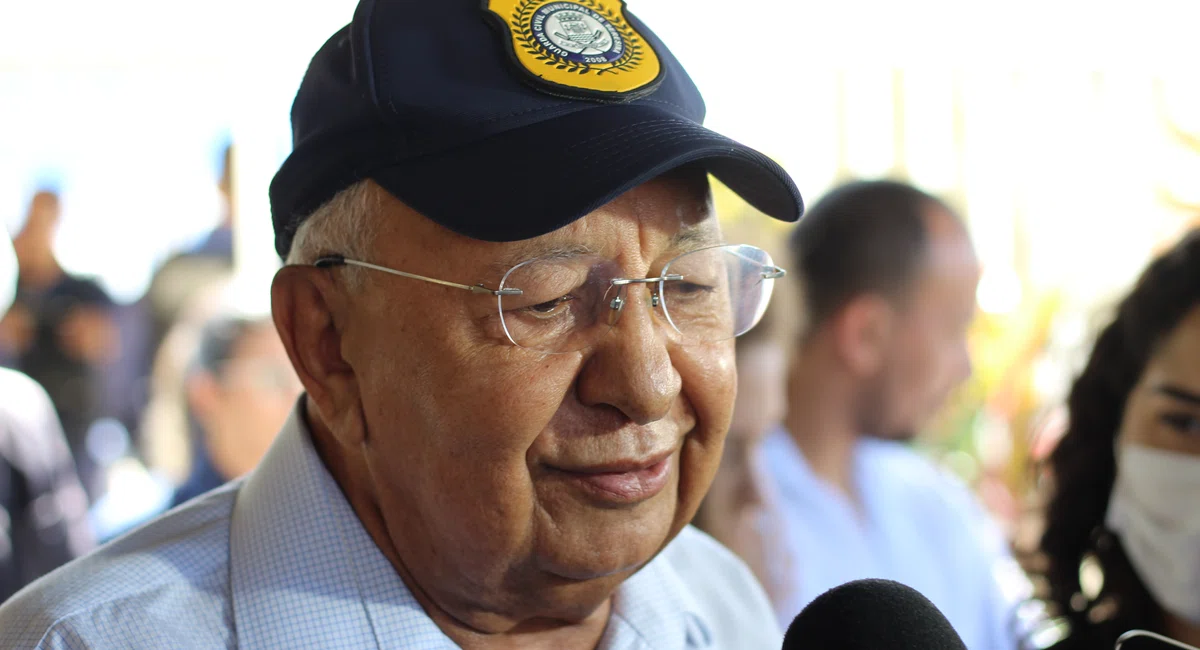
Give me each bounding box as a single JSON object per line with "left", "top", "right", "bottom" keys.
{"left": 1106, "top": 443, "right": 1200, "bottom": 626}
{"left": 0, "top": 231, "right": 16, "bottom": 318}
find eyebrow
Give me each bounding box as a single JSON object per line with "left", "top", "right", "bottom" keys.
{"left": 669, "top": 222, "right": 724, "bottom": 253}
{"left": 1155, "top": 384, "right": 1200, "bottom": 407}
{"left": 487, "top": 222, "right": 723, "bottom": 276}
{"left": 489, "top": 243, "right": 596, "bottom": 276}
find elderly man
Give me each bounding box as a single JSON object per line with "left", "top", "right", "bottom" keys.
{"left": 0, "top": 0, "right": 801, "bottom": 647}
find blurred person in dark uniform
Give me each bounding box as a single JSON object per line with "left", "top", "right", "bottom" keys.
{"left": 0, "top": 190, "right": 117, "bottom": 497}
{"left": 1038, "top": 229, "right": 1200, "bottom": 650}
{"left": 144, "top": 143, "right": 237, "bottom": 347}
{"left": 0, "top": 227, "right": 93, "bottom": 602}
{"left": 104, "top": 143, "right": 238, "bottom": 444}
{"left": 189, "top": 142, "right": 236, "bottom": 260}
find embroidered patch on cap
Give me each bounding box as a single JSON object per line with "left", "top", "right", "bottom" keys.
{"left": 484, "top": 0, "right": 663, "bottom": 101}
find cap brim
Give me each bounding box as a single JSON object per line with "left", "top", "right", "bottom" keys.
{"left": 370, "top": 104, "right": 802, "bottom": 243}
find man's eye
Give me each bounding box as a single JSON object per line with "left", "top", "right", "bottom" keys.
{"left": 525, "top": 295, "right": 575, "bottom": 318}
{"left": 1160, "top": 412, "right": 1200, "bottom": 436}
{"left": 672, "top": 282, "right": 714, "bottom": 295}
{"left": 663, "top": 280, "right": 717, "bottom": 302}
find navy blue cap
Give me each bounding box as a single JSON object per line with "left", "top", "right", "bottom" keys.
{"left": 269, "top": 0, "right": 803, "bottom": 258}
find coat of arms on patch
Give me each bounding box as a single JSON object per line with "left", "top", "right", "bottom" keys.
{"left": 484, "top": 0, "right": 664, "bottom": 101}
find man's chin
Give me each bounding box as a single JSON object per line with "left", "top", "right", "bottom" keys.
{"left": 538, "top": 537, "right": 662, "bottom": 583}
{"left": 534, "top": 515, "right": 679, "bottom": 583}
{"left": 531, "top": 473, "right": 685, "bottom": 579}
{"left": 544, "top": 559, "right": 641, "bottom": 583}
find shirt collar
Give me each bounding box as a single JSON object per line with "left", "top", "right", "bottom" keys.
{"left": 609, "top": 551, "right": 714, "bottom": 649}
{"left": 761, "top": 426, "right": 822, "bottom": 502}
{"left": 763, "top": 425, "right": 882, "bottom": 507}
{"left": 231, "top": 399, "right": 712, "bottom": 649}
{"left": 230, "top": 400, "right": 455, "bottom": 649}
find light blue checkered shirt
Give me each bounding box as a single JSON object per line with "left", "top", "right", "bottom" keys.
{"left": 0, "top": 403, "right": 781, "bottom": 649}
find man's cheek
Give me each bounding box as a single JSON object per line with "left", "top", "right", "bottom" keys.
{"left": 681, "top": 342, "right": 735, "bottom": 391}
{"left": 455, "top": 359, "right": 579, "bottom": 447}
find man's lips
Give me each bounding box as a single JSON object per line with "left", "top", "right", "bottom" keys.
{"left": 548, "top": 451, "right": 674, "bottom": 504}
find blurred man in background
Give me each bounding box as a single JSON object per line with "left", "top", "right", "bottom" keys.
{"left": 187, "top": 142, "right": 236, "bottom": 261}
{"left": 0, "top": 227, "right": 93, "bottom": 602}
{"left": 166, "top": 290, "right": 301, "bottom": 507}
{"left": 109, "top": 143, "right": 238, "bottom": 440}
{"left": 144, "top": 143, "right": 237, "bottom": 350}
{"left": 91, "top": 280, "right": 301, "bottom": 540}
{"left": 763, "top": 180, "right": 1020, "bottom": 648}
{"left": 0, "top": 189, "right": 117, "bottom": 497}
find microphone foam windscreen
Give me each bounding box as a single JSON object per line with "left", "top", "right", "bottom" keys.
{"left": 782, "top": 578, "right": 967, "bottom": 650}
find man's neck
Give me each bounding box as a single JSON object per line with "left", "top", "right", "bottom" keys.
{"left": 784, "top": 356, "right": 860, "bottom": 500}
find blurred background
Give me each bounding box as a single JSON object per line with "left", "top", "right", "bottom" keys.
{"left": 2, "top": 0, "right": 1199, "bottom": 608}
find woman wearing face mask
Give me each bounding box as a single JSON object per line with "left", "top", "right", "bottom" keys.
{"left": 1039, "top": 228, "right": 1200, "bottom": 649}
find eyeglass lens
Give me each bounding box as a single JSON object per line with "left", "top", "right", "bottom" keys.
{"left": 497, "top": 244, "right": 777, "bottom": 353}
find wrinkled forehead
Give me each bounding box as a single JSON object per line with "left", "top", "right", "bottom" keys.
{"left": 366, "top": 169, "right": 720, "bottom": 278}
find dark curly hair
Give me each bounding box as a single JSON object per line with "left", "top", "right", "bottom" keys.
{"left": 1039, "top": 228, "right": 1200, "bottom": 648}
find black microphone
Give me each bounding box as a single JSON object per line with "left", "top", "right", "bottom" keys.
{"left": 781, "top": 579, "right": 967, "bottom": 650}
{"left": 1116, "top": 630, "right": 1200, "bottom": 650}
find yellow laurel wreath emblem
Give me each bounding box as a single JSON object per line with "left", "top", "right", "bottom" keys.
{"left": 486, "top": 0, "right": 663, "bottom": 98}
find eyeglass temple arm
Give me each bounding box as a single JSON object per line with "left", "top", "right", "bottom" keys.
{"left": 722, "top": 249, "right": 787, "bottom": 280}
{"left": 612, "top": 260, "right": 786, "bottom": 287}
{"left": 313, "top": 255, "right": 522, "bottom": 296}
{"left": 715, "top": 249, "right": 787, "bottom": 280}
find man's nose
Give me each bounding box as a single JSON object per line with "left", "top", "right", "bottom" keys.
{"left": 575, "top": 285, "right": 681, "bottom": 426}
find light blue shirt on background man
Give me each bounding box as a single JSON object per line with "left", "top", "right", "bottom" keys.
{"left": 763, "top": 429, "right": 1027, "bottom": 649}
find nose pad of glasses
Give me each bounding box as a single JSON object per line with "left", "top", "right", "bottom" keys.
{"left": 604, "top": 284, "right": 627, "bottom": 327}
{"left": 612, "top": 294, "right": 659, "bottom": 309}
{"left": 603, "top": 283, "right": 664, "bottom": 329}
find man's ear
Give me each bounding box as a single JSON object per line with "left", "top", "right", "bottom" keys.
{"left": 271, "top": 265, "right": 365, "bottom": 447}
{"left": 830, "top": 294, "right": 895, "bottom": 378}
